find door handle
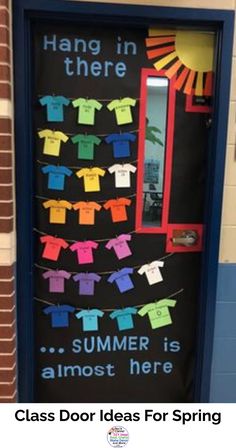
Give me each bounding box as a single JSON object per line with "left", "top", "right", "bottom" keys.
{"left": 172, "top": 230, "right": 198, "bottom": 247}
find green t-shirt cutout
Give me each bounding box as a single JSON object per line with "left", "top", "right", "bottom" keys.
{"left": 71, "top": 134, "right": 101, "bottom": 160}
{"left": 107, "top": 97, "right": 136, "bottom": 125}
{"left": 72, "top": 98, "right": 103, "bottom": 125}
{"left": 138, "top": 299, "right": 176, "bottom": 330}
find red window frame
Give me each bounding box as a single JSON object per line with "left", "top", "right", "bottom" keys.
{"left": 135, "top": 68, "right": 176, "bottom": 234}
{"left": 185, "top": 90, "right": 212, "bottom": 113}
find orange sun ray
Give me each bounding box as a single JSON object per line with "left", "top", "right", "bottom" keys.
{"left": 165, "top": 60, "right": 182, "bottom": 79}
{"left": 195, "top": 72, "right": 203, "bottom": 96}
{"left": 174, "top": 67, "right": 190, "bottom": 91}
{"left": 147, "top": 45, "right": 176, "bottom": 60}
{"left": 204, "top": 71, "right": 213, "bottom": 96}
{"left": 154, "top": 51, "right": 177, "bottom": 71}
{"left": 184, "top": 70, "right": 196, "bottom": 95}
{"left": 145, "top": 36, "right": 175, "bottom": 47}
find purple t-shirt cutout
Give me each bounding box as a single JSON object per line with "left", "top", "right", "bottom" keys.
{"left": 42, "top": 270, "right": 71, "bottom": 292}
{"left": 106, "top": 234, "right": 132, "bottom": 260}
{"left": 73, "top": 273, "right": 101, "bottom": 295}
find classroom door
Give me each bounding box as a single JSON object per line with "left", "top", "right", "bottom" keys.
{"left": 32, "top": 19, "right": 214, "bottom": 402}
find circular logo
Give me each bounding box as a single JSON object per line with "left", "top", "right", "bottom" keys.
{"left": 107, "top": 426, "right": 129, "bottom": 447}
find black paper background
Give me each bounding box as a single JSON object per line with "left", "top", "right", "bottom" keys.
{"left": 32, "top": 21, "right": 208, "bottom": 403}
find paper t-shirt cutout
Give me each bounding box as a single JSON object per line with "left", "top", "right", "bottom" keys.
{"left": 43, "top": 305, "right": 75, "bottom": 328}
{"left": 73, "top": 273, "right": 101, "bottom": 296}
{"left": 43, "top": 200, "right": 72, "bottom": 224}
{"left": 108, "top": 267, "right": 134, "bottom": 293}
{"left": 73, "top": 201, "right": 101, "bottom": 225}
{"left": 70, "top": 240, "right": 98, "bottom": 264}
{"left": 110, "top": 307, "right": 137, "bottom": 331}
{"left": 41, "top": 165, "right": 72, "bottom": 191}
{"left": 104, "top": 198, "right": 131, "bottom": 223}
{"left": 72, "top": 98, "right": 102, "bottom": 125}
{"left": 76, "top": 167, "right": 105, "bottom": 192}
{"left": 105, "top": 133, "right": 136, "bottom": 158}
{"left": 39, "top": 95, "right": 70, "bottom": 122}
{"left": 38, "top": 130, "right": 69, "bottom": 156}
{"left": 108, "top": 163, "right": 137, "bottom": 188}
{"left": 138, "top": 261, "right": 164, "bottom": 285}
{"left": 75, "top": 309, "right": 104, "bottom": 331}
{"left": 138, "top": 299, "right": 176, "bottom": 329}
{"left": 106, "top": 234, "right": 132, "bottom": 260}
{"left": 107, "top": 97, "right": 136, "bottom": 125}
{"left": 71, "top": 134, "right": 101, "bottom": 160}
{"left": 42, "top": 270, "right": 71, "bottom": 293}
{"left": 40, "top": 235, "right": 68, "bottom": 261}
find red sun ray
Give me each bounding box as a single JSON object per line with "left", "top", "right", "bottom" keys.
{"left": 147, "top": 45, "right": 176, "bottom": 60}
{"left": 145, "top": 36, "right": 175, "bottom": 47}
{"left": 204, "top": 71, "right": 213, "bottom": 96}
{"left": 174, "top": 67, "right": 190, "bottom": 91}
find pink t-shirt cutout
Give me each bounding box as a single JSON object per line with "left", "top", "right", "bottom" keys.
{"left": 70, "top": 241, "right": 98, "bottom": 264}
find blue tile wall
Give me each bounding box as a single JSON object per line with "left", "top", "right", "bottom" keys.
{"left": 210, "top": 263, "right": 236, "bottom": 403}
{"left": 217, "top": 264, "right": 236, "bottom": 302}
{"left": 210, "top": 374, "right": 236, "bottom": 403}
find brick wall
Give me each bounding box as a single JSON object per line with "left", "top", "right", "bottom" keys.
{"left": 0, "top": 0, "right": 17, "bottom": 403}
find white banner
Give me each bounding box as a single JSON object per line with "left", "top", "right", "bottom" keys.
{"left": 0, "top": 403, "right": 234, "bottom": 447}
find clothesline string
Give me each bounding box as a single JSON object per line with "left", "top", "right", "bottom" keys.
{"left": 36, "top": 158, "right": 139, "bottom": 170}
{"left": 34, "top": 253, "right": 174, "bottom": 276}
{"left": 36, "top": 127, "right": 140, "bottom": 138}
{"left": 37, "top": 95, "right": 141, "bottom": 102}
{"left": 33, "top": 287, "right": 184, "bottom": 312}
{"left": 35, "top": 193, "right": 136, "bottom": 204}
{"left": 33, "top": 226, "right": 138, "bottom": 243}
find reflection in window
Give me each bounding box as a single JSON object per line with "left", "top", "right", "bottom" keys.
{"left": 142, "top": 77, "right": 168, "bottom": 228}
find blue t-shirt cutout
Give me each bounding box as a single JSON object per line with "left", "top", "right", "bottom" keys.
{"left": 75, "top": 309, "right": 104, "bottom": 331}
{"left": 41, "top": 165, "right": 73, "bottom": 190}
{"left": 108, "top": 267, "right": 134, "bottom": 293}
{"left": 43, "top": 305, "right": 75, "bottom": 328}
{"left": 110, "top": 307, "right": 137, "bottom": 331}
{"left": 39, "top": 95, "right": 70, "bottom": 122}
{"left": 105, "top": 133, "right": 136, "bottom": 158}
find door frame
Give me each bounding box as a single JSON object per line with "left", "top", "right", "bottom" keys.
{"left": 13, "top": 0, "right": 235, "bottom": 403}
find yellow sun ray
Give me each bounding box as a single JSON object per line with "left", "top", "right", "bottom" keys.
{"left": 154, "top": 51, "right": 177, "bottom": 71}
{"left": 148, "top": 28, "right": 176, "bottom": 37}
{"left": 195, "top": 72, "right": 204, "bottom": 97}
{"left": 146, "top": 28, "right": 215, "bottom": 96}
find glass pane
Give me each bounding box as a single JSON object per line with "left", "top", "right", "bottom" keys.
{"left": 142, "top": 76, "right": 168, "bottom": 228}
